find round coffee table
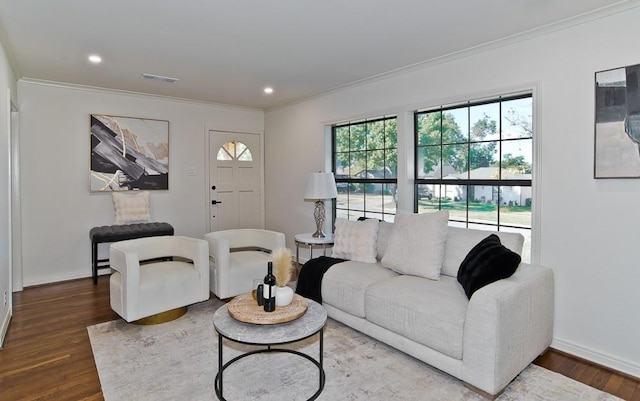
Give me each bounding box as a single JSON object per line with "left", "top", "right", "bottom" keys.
{"left": 213, "top": 297, "right": 327, "bottom": 400}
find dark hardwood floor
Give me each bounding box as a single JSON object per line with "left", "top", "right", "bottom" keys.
{"left": 0, "top": 277, "right": 638, "bottom": 400}
{"left": 0, "top": 278, "right": 118, "bottom": 401}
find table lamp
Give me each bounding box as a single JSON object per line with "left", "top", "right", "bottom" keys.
{"left": 304, "top": 172, "right": 338, "bottom": 238}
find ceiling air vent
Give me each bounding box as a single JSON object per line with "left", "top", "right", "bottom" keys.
{"left": 141, "top": 73, "right": 179, "bottom": 83}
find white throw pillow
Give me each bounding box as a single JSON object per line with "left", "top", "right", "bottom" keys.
{"left": 376, "top": 221, "right": 394, "bottom": 261}
{"left": 112, "top": 191, "right": 151, "bottom": 224}
{"left": 331, "top": 218, "right": 379, "bottom": 263}
{"left": 381, "top": 210, "right": 449, "bottom": 280}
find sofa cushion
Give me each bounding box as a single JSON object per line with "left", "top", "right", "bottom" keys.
{"left": 457, "top": 234, "right": 522, "bottom": 299}
{"left": 365, "top": 275, "right": 468, "bottom": 360}
{"left": 331, "top": 218, "right": 379, "bottom": 263}
{"left": 441, "top": 227, "right": 524, "bottom": 277}
{"left": 381, "top": 210, "right": 449, "bottom": 280}
{"left": 322, "top": 261, "right": 398, "bottom": 318}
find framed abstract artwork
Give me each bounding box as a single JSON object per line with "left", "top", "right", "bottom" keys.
{"left": 90, "top": 114, "right": 169, "bottom": 191}
{"left": 594, "top": 63, "right": 640, "bottom": 178}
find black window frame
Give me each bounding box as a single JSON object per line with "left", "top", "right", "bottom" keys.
{"left": 414, "top": 93, "right": 533, "bottom": 231}
{"left": 332, "top": 115, "right": 398, "bottom": 222}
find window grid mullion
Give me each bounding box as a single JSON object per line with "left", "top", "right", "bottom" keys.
{"left": 466, "top": 106, "right": 471, "bottom": 227}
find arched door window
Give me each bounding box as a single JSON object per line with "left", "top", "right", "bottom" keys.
{"left": 216, "top": 141, "right": 253, "bottom": 161}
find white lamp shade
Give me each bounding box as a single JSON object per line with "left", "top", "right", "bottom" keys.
{"left": 304, "top": 172, "right": 338, "bottom": 200}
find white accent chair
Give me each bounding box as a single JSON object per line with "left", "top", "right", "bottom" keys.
{"left": 205, "top": 229, "right": 286, "bottom": 299}
{"left": 109, "top": 236, "right": 210, "bottom": 322}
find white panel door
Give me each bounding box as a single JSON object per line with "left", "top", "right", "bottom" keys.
{"left": 209, "top": 131, "right": 261, "bottom": 231}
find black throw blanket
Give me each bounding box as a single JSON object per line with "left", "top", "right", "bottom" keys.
{"left": 295, "top": 256, "right": 345, "bottom": 303}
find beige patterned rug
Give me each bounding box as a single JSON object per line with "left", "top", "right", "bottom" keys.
{"left": 88, "top": 299, "right": 620, "bottom": 401}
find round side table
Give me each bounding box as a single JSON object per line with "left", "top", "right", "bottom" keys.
{"left": 294, "top": 233, "right": 335, "bottom": 266}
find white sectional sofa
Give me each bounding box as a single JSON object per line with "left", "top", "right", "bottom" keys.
{"left": 319, "top": 214, "right": 554, "bottom": 398}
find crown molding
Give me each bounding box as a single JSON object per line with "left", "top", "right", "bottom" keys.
{"left": 18, "top": 78, "right": 264, "bottom": 113}
{"left": 266, "top": 0, "right": 640, "bottom": 112}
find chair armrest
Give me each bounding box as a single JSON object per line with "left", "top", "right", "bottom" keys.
{"left": 205, "top": 232, "right": 231, "bottom": 297}
{"left": 172, "top": 236, "right": 210, "bottom": 298}
{"left": 211, "top": 229, "right": 285, "bottom": 251}
{"left": 251, "top": 230, "right": 286, "bottom": 251}
{"left": 462, "top": 263, "right": 554, "bottom": 396}
{"left": 109, "top": 242, "right": 142, "bottom": 315}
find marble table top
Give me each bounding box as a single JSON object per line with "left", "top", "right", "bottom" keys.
{"left": 213, "top": 298, "right": 327, "bottom": 345}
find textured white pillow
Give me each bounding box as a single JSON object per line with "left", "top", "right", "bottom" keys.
{"left": 381, "top": 210, "right": 449, "bottom": 280}
{"left": 112, "top": 191, "right": 151, "bottom": 224}
{"left": 376, "top": 221, "right": 394, "bottom": 261}
{"left": 331, "top": 218, "right": 379, "bottom": 263}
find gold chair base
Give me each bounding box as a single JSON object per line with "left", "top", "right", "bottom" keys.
{"left": 132, "top": 306, "right": 188, "bottom": 325}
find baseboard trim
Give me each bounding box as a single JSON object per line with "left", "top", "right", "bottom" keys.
{"left": 551, "top": 338, "right": 640, "bottom": 379}
{"left": 23, "top": 269, "right": 110, "bottom": 288}
{"left": 0, "top": 308, "right": 11, "bottom": 348}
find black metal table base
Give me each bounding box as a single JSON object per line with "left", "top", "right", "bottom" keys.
{"left": 215, "top": 329, "right": 325, "bottom": 401}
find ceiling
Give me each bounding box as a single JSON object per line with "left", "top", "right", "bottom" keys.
{"left": 0, "top": 0, "right": 635, "bottom": 110}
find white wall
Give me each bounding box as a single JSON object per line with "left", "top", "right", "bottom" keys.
{"left": 17, "top": 81, "right": 263, "bottom": 285}
{"left": 265, "top": 8, "right": 640, "bottom": 376}
{"left": 0, "top": 40, "right": 17, "bottom": 345}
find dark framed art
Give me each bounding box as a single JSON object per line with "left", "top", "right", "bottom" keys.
{"left": 90, "top": 114, "right": 169, "bottom": 191}
{"left": 594, "top": 63, "right": 640, "bottom": 178}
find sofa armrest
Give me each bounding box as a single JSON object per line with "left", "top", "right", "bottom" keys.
{"left": 462, "top": 263, "right": 554, "bottom": 396}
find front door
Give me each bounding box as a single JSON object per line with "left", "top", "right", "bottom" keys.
{"left": 209, "top": 131, "right": 262, "bottom": 231}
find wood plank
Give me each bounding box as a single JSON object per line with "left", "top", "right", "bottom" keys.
{"left": 624, "top": 379, "right": 640, "bottom": 401}
{"left": 604, "top": 374, "right": 627, "bottom": 396}
{"left": 591, "top": 369, "right": 613, "bottom": 391}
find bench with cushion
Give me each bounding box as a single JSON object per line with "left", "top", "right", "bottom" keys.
{"left": 89, "top": 222, "right": 174, "bottom": 284}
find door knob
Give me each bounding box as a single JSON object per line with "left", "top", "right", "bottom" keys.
{"left": 211, "top": 200, "right": 223, "bottom": 205}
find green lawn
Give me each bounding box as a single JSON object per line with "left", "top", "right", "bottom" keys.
{"left": 337, "top": 194, "right": 532, "bottom": 228}
{"left": 418, "top": 199, "right": 531, "bottom": 227}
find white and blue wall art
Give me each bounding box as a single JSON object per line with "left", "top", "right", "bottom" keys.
{"left": 90, "top": 114, "right": 169, "bottom": 191}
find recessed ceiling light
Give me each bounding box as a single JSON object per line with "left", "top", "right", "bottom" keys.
{"left": 88, "top": 55, "right": 102, "bottom": 63}
{"left": 264, "top": 87, "right": 274, "bottom": 94}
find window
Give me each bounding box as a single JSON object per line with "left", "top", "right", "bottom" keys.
{"left": 216, "top": 141, "right": 253, "bottom": 161}
{"left": 333, "top": 116, "right": 397, "bottom": 222}
{"left": 415, "top": 94, "right": 533, "bottom": 260}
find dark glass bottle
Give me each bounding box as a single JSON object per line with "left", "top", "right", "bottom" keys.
{"left": 256, "top": 284, "right": 264, "bottom": 306}
{"left": 263, "top": 262, "right": 276, "bottom": 312}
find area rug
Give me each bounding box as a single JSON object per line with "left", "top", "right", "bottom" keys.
{"left": 88, "top": 299, "right": 620, "bottom": 401}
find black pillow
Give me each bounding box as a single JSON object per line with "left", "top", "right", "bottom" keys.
{"left": 457, "top": 234, "right": 521, "bottom": 299}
